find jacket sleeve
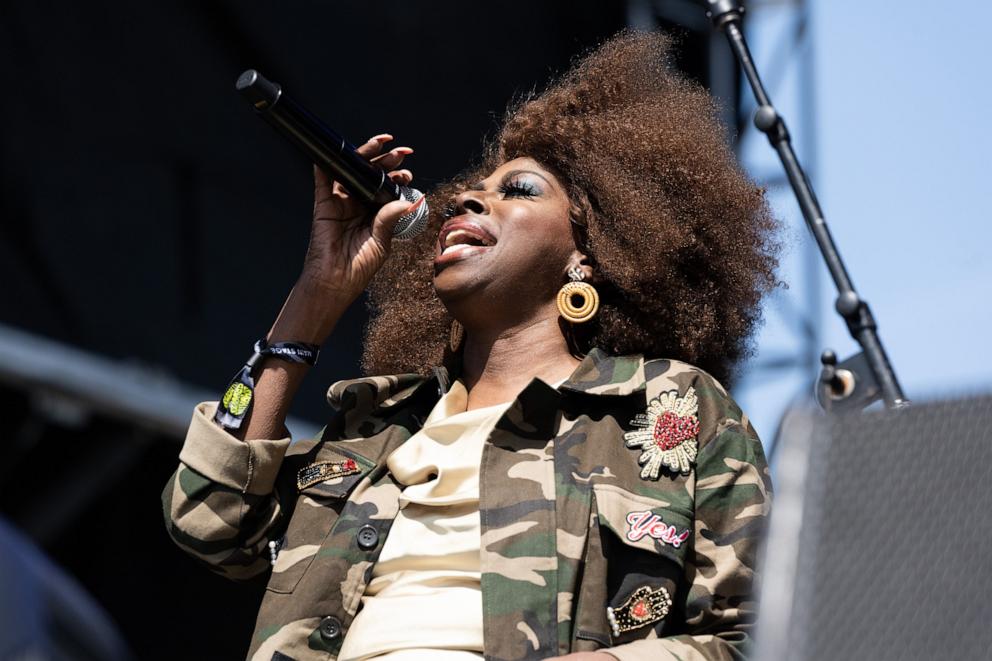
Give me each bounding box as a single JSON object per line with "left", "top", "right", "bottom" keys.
{"left": 161, "top": 402, "right": 294, "bottom": 581}
{"left": 606, "top": 410, "right": 773, "bottom": 661}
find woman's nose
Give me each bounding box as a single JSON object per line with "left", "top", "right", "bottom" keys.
{"left": 453, "top": 190, "right": 489, "bottom": 215}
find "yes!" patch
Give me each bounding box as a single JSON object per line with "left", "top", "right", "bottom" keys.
{"left": 626, "top": 509, "right": 690, "bottom": 548}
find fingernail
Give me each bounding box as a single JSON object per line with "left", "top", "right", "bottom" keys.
{"left": 372, "top": 133, "right": 393, "bottom": 143}
{"left": 403, "top": 195, "right": 426, "bottom": 215}
{"left": 395, "top": 147, "right": 414, "bottom": 155}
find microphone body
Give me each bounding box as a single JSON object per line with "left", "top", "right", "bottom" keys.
{"left": 236, "top": 69, "right": 429, "bottom": 239}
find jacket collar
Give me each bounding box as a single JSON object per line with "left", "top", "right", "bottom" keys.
{"left": 559, "top": 348, "right": 646, "bottom": 396}
{"left": 326, "top": 349, "right": 646, "bottom": 417}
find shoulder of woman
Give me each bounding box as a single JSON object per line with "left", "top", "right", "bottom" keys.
{"left": 325, "top": 372, "right": 429, "bottom": 413}
{"left": 640, "top": 356, "right": 759, "bottom": 449}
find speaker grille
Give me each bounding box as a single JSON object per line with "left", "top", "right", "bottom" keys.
{"left": 762, "top": 395, "right": 992, "bottom": 661}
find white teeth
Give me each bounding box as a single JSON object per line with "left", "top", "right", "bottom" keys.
{"left": 444, "top": 229, "right": 476, "bottom": 248}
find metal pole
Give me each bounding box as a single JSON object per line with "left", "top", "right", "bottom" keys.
{"left": 702, "top": 0, "right": 908, "bottom": 408}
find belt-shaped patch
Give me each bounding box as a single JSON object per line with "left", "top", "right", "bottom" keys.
{"left": 297, "top": 458, "right": 360, "bottom": 490}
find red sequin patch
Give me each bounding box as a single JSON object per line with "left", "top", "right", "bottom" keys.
{"left": 631, "top": 600, "right": 650, "bottom": 620}
{"left": 652, "top": 411, "right": 700, "bottom": 451}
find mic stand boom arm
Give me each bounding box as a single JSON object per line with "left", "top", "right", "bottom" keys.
{"left": 701, "top": 0, "right": 908, "bottom": 410}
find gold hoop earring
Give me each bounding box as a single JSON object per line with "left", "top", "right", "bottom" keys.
{"left": 449, "top": 320, "right": 465, "bottom": 352}
{"left": 557, "top": 272, "right": 599, "bottom": 324}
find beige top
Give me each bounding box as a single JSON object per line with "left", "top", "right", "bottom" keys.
{"left": 337, "top": 380, "right": 511, "bottom": 661}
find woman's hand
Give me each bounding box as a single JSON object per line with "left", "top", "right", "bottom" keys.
{"left": 300, "top": 133, "right": 416, "bottom": 304}
{"left": 239, "top": 135, "right": 416, "bottom": 439}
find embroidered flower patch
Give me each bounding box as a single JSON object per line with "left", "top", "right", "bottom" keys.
{"left": 624, "top": 387, "right": 700, "bottom": 478}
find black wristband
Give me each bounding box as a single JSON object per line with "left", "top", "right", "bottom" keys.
{"left": 213, "top": 338, "right": 321, "bottom": 431}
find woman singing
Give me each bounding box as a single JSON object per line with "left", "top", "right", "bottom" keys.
{"left": 163, "top": 31, "right": 778, "bottom": 661}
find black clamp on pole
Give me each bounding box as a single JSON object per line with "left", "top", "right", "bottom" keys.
{"left": 700, "top": 0, "right": 909, "bottom": 411}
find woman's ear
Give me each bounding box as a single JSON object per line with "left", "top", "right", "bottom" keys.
{"left": 564, "top": 250, "right": 597, "bottom": 284}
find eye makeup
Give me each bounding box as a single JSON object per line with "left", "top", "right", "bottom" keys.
{"left": 446, "top": 168, "right": 554, "bottom": 215}
{"left": 498, "top": 176, "right": 540, "bottom": 198}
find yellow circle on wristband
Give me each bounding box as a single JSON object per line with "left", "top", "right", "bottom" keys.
{"left": 223, "top": 382, "right": 253, "bottom": 416}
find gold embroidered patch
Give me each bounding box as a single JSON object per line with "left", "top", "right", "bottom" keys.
{"left": 296, "top": 459, "right": 360, "bottom": 490}
{"left": 607, "top": 585, "right": 673, "bottom": 637}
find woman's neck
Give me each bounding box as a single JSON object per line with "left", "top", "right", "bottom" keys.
{"left": 459, "top": 315, "right": 581, "bottom": 410}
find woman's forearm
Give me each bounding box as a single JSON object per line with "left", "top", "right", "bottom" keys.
{"left": 236, "top": 276, "right": 353, "bottom": 442}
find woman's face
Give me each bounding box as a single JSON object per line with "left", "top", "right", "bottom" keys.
{"left": 432, "top": 157, "right": 578, "bottom": 319}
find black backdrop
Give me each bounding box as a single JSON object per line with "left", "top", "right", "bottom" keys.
{"left": 0, "top": 2, "right": 731, "bottom": 657}
{"left": 0, "top": 0, "right": 635, "bottom": 423}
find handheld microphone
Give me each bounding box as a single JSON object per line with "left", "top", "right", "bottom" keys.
{"left": 235, "top": 69, "right": 429, "bottom": 239}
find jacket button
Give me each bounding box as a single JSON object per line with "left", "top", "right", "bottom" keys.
{"left": 319, "top": 615, "right": 342, "bottom": 641}
{"left": 357, "top": 524, "right": 379, "bottom": 551}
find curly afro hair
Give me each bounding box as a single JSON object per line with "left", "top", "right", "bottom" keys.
{"left": 363, "top": 30, "right": 780, "bottom": 385}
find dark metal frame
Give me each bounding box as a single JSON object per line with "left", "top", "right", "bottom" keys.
{"left": 703, "top": 0, "right": 908, "bottom": 410}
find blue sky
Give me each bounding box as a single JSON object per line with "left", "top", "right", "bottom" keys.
{"left": 732, "top": 0, "right": 992, "bottom": 449}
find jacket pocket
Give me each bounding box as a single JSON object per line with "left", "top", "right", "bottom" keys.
{"left": 265, "top": 450, "right": 373, "bottom": 594}
{"left": 581, "top": 484, "right": 692, "bottom": 645}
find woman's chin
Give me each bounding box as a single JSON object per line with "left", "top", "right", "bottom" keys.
{"left": 433, "top": 270, "right": 472, "bottom": 301}
{"left": 433, "top": 245, "right": 492, "bottom": 288}
{"left": 432, "top": 261, "right": 490, "bottom": 305}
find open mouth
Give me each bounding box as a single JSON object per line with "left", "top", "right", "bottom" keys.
{"left": 437, "top": 221, "right": 497, "bottom": 257}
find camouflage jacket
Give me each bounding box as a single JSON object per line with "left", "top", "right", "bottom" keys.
{"left": 162, "top": 349, "right": 771, "bottom": 661}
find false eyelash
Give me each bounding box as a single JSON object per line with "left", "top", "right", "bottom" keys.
{"left": 499, "top": 179, "right": 539, "bottom": 198}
